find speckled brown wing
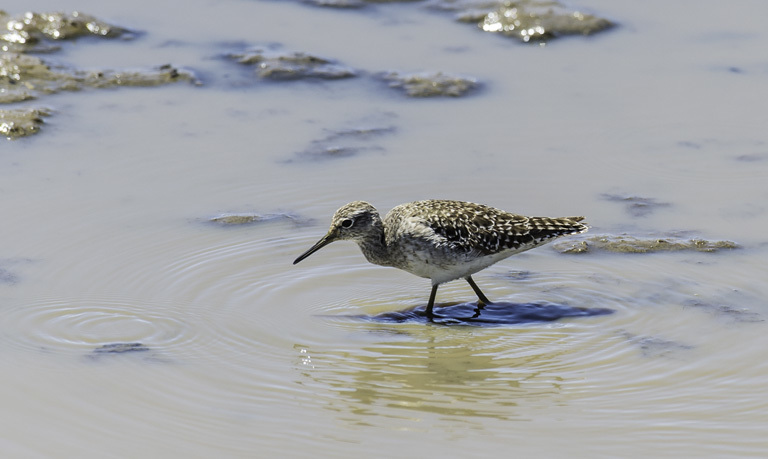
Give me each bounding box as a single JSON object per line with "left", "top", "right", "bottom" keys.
{"left": 415, "top": 200, "right": 586, "bottom": 256}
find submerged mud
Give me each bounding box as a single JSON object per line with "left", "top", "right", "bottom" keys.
{"left": 87, "top": 342, "right": 170, "bottom": 363}
{"left": 618, "top": 331, "right": 693, "bottom": 358}
{"left": 292, "top": 126, "right": 395, "bottom": 161}
{"left": 0, "top": 267, "right": 19, "bottom": 284}
{"left": 208, "top": 213, "right": 310, "bottom": 226}
{"left": 601, "top": 193, "right": 672, "bottom": 217}
{"left": 93, "top": 342, "right": 150, "bottom": 354}
{"left": 287, "top": 113, "right": 398, "bottom": 162}
{"left": 682, "top": 300, "right": 763, "bottom": 323}
{"left": 301, "top": 0, "right": 368, "bottom": 7}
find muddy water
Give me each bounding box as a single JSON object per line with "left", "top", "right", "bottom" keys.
{"left": 2, "top": 0, "right": 768, "bottom": 457}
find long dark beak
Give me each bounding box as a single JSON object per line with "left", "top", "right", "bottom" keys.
{"left": 293, "top": 232, "right": 335, "bottom": 265}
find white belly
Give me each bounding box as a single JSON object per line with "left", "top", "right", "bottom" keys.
{"left": 398, "top": 247, "right": 521, "bottom": 285}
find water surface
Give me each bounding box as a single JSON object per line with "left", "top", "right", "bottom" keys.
{"left": 2, "top": 0, "right": 768, "bottom": 457}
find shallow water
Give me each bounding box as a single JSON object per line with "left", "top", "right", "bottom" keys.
{"left": 3, "top": 0, "right": 768, "bottom": 457}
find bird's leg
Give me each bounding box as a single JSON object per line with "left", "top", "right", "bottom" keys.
{"left": 465, "top": 276, "right": 492, "bottom": 305}
{"left": 426, "top": 284, "right": 439, "bottom": 318}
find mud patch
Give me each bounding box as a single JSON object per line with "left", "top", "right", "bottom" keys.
{"left": 225, "top": 44, "right": 358, "bottom": 81}
{"left": 1, "top": 54, "right": 196, "bottom": 104}
{"left": 1, "top": 10, "right": 134, "bottom": 53}
{"left": 434, "top": 0, "right": 614, "bottom": 43}
{"left": 0, "top": 107, "right": 50, "bottom": 139}
{"left": 2, "top": 10, "right": 194, "bottom": 140}
{"left": 554, "top": 234, "right": 739, "bottom": 254}
{"left": 377, "top": 71, "right": 480, "bottom": 97}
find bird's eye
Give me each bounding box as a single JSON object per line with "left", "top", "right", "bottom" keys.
{"left": 341, "top": 219, "right": 354, "bottom": 228}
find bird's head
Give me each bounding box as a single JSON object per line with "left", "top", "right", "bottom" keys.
{"left": 293, "top": 201, "right": 380, "bottom": 264}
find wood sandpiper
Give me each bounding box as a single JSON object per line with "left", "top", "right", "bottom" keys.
{"left": 293, "top": 200, "right": 587, "bottom": 318}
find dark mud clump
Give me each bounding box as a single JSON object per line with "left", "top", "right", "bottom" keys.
{"left": 734, "top": 153, "right": 768, "bottom": 162}
{"left": 0, "top": 107, "right": 51, "bottom": 139}
{"left": 305, "top": 0, "right": 423, "bottom": 5}
{"left": 226, "top": 46, "right": 358, "bottom": 81}
{"left": 0, "top": 258, "right": 32, "bottom": 283}
{"left": 302, "top": 0, "right": 367, "bottom": 7}
{"left": 0, "top": 267, "right": 19, "bottom": 284}
{"left": 87, "top": 342, "right": 162, "bottom": 362}
{"left": 378, "top": 71, "right": 479, "bottom": 97}
{"left": 554, "top": 234, "right": 740, "bottom": 254}
{"left": 601, "top": 193, "right": 671, "bottom": 217}
{"left": 93, "top": 342, "right": 150, "bottom": 354}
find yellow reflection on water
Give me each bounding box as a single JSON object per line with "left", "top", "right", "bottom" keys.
{"left": 295, "top": 323, "right": 586, "bottom": 423}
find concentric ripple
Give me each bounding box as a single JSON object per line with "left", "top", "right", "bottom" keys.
{"left": 0, "top": 296, "right": 209, "bottom": 358}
